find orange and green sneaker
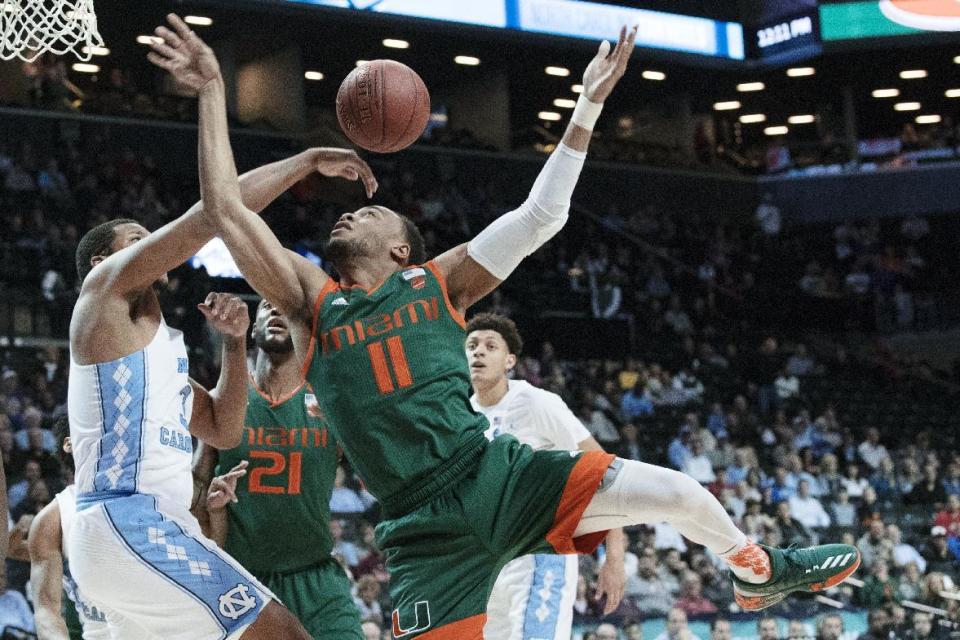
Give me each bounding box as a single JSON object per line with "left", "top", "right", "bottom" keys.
{"left": 732, "top": 543, "right": 861, "bottom": 610}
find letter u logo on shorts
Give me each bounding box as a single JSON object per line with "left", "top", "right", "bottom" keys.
{"left": 392, "top": 601, "right": 431, "bottom": 637}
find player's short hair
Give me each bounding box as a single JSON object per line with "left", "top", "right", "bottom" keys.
{"left": 466, "top": 312, "right": 523, "bottom": 356}
{"left": 400, "top": 214, "right": 426, "bottom": 266}
{"left": 76, "top": 218, "right": 138, "bottom": 281}
{"left": 54, "top": 414, "right": 74, "bottom": 472}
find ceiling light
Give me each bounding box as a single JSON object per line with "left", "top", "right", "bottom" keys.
{"left": 739, "top": 113, "right": 766, "bottom": 123}
{"left": 894, "top": 102, "right": 921, "bottom": 111}
{"left": 545, "top": 66, "right": 570, "bottom": 77}
{"left": 539, "top": 111, "right": 562, "bottom": 121}
{"left": 764, "top": 126, "right": 789, "bottom": 135}
{"left": 454, "top": 55, "right": 480, "bottom": 66}
{"left": 945, "top": 89, "right": 960, "bottom": 98}
{"left": 872, "top": 88, "right": 900, "bottom": 98}
{"left": 304, "top": 71, "right": 324, "bottom": 81}
{"left": 787, "top": 67, "right": 815, "bottom": 77}
{"left": 184, "top": 15, "right": 213, "bottom": 26}
{"left": 553, "top": 98, "right": 576, "bottom": 109}
{"left": 82, "top": 45, "right": 109, "bottom": 56}
{"left": 955, "top": 56, "right": 960, "bottom": 64}
{"left": 788, "top": 114, "right": 815, "bottom": 124}
{"left": 916, "top": 114, "right": 941, "bottom": 124}
{"left": 899, "top": 69, "right": 927, "bottom": 79}
{"left": 136, "top": 35, "right": 163, "bottom": 45}
{"left": 571, "top": 84, "right": 583, "bottom": 94}
{"left": 382, "top": 38, "right": 409, "bottom": 49}
{"left": 642, "top": 70, "right": 666, "bottom": 81}
{"left": 737, "top": 82, "right": 765, "bottom": 92}
{"left": 714, "top": 101, "right": 741, "bottom": 111}
{"left": 72, "top": 63, "right": 99, "bottom": 73}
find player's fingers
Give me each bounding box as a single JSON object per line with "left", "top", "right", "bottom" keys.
{"left": 167, "top": 13, "right": 195, "bottom": 42}
{"left": 155, "top": 26, "right": 183, "bottom": 50}
{"left": 352, "top": 159, "right": 378, "bottom": 197}
{"left": 148, "top": 39, "right": 180, "bottom": 61}
{"left": 224, "top": 468, "right": 247, "bottom": 481}
{"left": 230, "top": 460, "right": 249, "bottom": 472}
{"left": 595, "top": 39, "right": 611, "bottom": 61}
{"left": 146, "top": 52, "right": 175, "bottom": 71}
{"left": 196, "top": 302, "right": 214, "bottom": 319}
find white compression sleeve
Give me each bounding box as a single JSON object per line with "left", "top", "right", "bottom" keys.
{"left": 467, "top": 143, "right": 587, "bottom": 280}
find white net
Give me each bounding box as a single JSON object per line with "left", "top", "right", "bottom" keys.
{"left": 1, "top": 0, "right": 103, "bottom": 62}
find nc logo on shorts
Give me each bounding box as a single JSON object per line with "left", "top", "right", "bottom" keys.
{"left": 218, "top": 583, "right": 257, "bottom": 620}
{"left": 392, "top": 601, "right": 431, "bottom": 637}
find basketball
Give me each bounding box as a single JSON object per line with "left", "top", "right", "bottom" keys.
{"left": 336, "top": 59, "right": 431, "bottom": 154}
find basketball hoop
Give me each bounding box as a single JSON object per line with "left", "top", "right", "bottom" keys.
{"left": 1, "top": 0, "right": 104, "bottom": 62}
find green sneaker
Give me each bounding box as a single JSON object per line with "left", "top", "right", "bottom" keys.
{"left": 732, "top": 543, "right": 861, "bottom": 610}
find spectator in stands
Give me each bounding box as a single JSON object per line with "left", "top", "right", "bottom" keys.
{"left": 627, "top": 547, "right": 675, "bottom": 617}
{"left": 710, "top": 618, "right": 732, "bottom": 640}
{"left": 905, "top": 463, "right": 947, "bottom": 506}
{"left": 786, "top": 344, "right": 817, "bottom": 377}
{"left": 859, "top": 427, "right": 890, "bottom": 472}
{"left": 754, "top": 337, "right": 782, "bottom": 416}
{"left": 788, "top": 620, "right": 811, "bottom": 639}
{"left": 897, "top": 561, "right": 924, "bottom": 601}
{"left": 923, "top": 527, "right": 958, "bottom": 574}
{"left": 329, "top": 519, "right": 361, "bottom": 567}
{"left": 655, "top": 608, "right": 701, "bottom": 640}
{"left": 353, "top": 575, "right": 383, "bottom": 624}
{"left": 775, "top": 500, "right": 814, "bottom": 547}
{"left": 330, "top": 465, "right": 367, "bottom": 514}
{"left": 755, "top": 193, "right": 782, "bottom": 237}
{"left": 757, "top": 616, "right": 780, "bottom": 640}
{"left": 668, "top": 426, "right": 692, "bottom": 470}
{"left": 841, "top": 463, "right": 869, "bottom": 499}
{"left": 621, "top": 382, "right": 654, "bottom": 421}
{"left": 933, "top": 494, "right": 960, "bottom": 536}
{"left": 859, "top": 559, "right": 900, "bottom": 608}
{"left": 664, "top": 296, "right": 694, "bottom": 336}
{"left": 682, "top": 437, "right": 715, "bottom": 484}
{"left": 905, "top": 612, "right": 942, "bottom": 640}
{"left": 789, "top": 479, "right": 832, "bottom": 529}
{"left": 578, "top": 402, "right": 621, "bottom": 447}
{"left": 674, "top": 571, "right": 717, "bottom": 616}
{"left": 888, "top": 524, "right": 927, "bottom": 572}
{"left": 857, "top": 608, "right": 893, "bottom": 640}
{"left": 816, "top": 614, "right": 845, "bottom": 640}
{"left": 830, "top": 488, "right": 857, "bottom": 528}
{"left": 0, "top": 568, "right": 35, "bottom": 635}
{"left": 858, "top": 520, "right": 894, "bottom": 570}
{"left": 860, "top": 486, "right": 884, "bottom": 523}
{"left": 941, "top": 462, "right": 960, "bottom": 497}
{"left": 870, "top": 457, "right": 903, "bottom": 505}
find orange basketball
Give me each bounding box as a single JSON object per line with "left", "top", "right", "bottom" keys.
{"left": 336, "top": 60, "right": 431, "bottom": 154}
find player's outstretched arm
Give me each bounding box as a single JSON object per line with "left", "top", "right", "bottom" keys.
{"left": 28, "top": 501, "right": 70, "bottom": 640}
{"left": 204, "top": 461, "right": 248, "bottom": 547}
{"left": 433, "top": 25, "right": 637, "bottom": 313}
{"left": 189, "top": 293, "right": 251, "bottom": 449}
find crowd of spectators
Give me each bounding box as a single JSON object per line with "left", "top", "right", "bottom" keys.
{"left": 1, "top": 112, "right": 960, "bottom": 639}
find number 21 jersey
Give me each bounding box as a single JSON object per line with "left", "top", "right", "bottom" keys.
{"left": 217, "top": 381, "right": 337, "bottom": 575}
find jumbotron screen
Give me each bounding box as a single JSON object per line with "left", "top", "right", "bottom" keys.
{"left": 263, "top": 0, "right": 746, "bottom": 59}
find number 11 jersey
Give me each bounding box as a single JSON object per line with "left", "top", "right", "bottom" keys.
{"left": 217, "top": 380, "right": 338, "bottom": 575}
{"left": 302, "top": 262, "right": 487, "bottom": 514}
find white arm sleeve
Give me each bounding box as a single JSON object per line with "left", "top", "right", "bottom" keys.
{"left": 467, "top": 143, "right": 587, "bottom": 280}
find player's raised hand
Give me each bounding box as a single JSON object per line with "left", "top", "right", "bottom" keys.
{"left": 198, "top": 293, "right": 250, "bottom": 338}
{"left": 207, "top": 461, "right": 248, "bottom": 511}
{"left": 581, "top": 24, "right": 638, "bottom": 104}
{"left": 314, "top": 148, "right": 379, "bottom": 199}
{"left": 147, "top": 13, "right": 221, "bottom": 92}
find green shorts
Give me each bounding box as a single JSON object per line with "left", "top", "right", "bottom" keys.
{"left": 63, "top": 594, "right": 84, "bottom": 640}
{"left": 258, "top": 558, "right": 364, "bottom": 640}
{"left": 377, "top": 436, "right": 614, "bottom": 639}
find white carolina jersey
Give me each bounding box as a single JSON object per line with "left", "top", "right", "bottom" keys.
{"left": 473, "top": 379, "right": 590, "bottom": 640}
{"left": 471, "top": 380, "right": 590, "bottom": 451}
{"left": 56, "top": 486, "right": 110, "bottom": 639}
{"left": 68, "top": 317, "right": 194, "bottom": 511}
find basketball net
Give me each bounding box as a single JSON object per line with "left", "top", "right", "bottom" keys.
{"left": 1, "top": 0, "right": 104, "bottom": 62}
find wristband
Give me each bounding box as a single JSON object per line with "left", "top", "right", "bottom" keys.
{"left": 571, "top": 94, "right": 603, "bottom": 130}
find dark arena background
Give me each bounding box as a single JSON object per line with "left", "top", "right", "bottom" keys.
{"left": 1, "top": 0, "right": 960, "bottom": 638}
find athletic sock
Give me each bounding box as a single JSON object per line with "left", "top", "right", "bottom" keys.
{"left": 720, "top": 540, "right": 773, "bottom": 585}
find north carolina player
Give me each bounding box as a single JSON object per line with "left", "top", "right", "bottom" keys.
{"left": 64, "top": 13, "right": 380, "bottom": 637}
{"left": 29, "top": 416, "right": 109, "bottom": 640}
{"left": 467, "top": 313, "right": 626, "bottom": 640}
